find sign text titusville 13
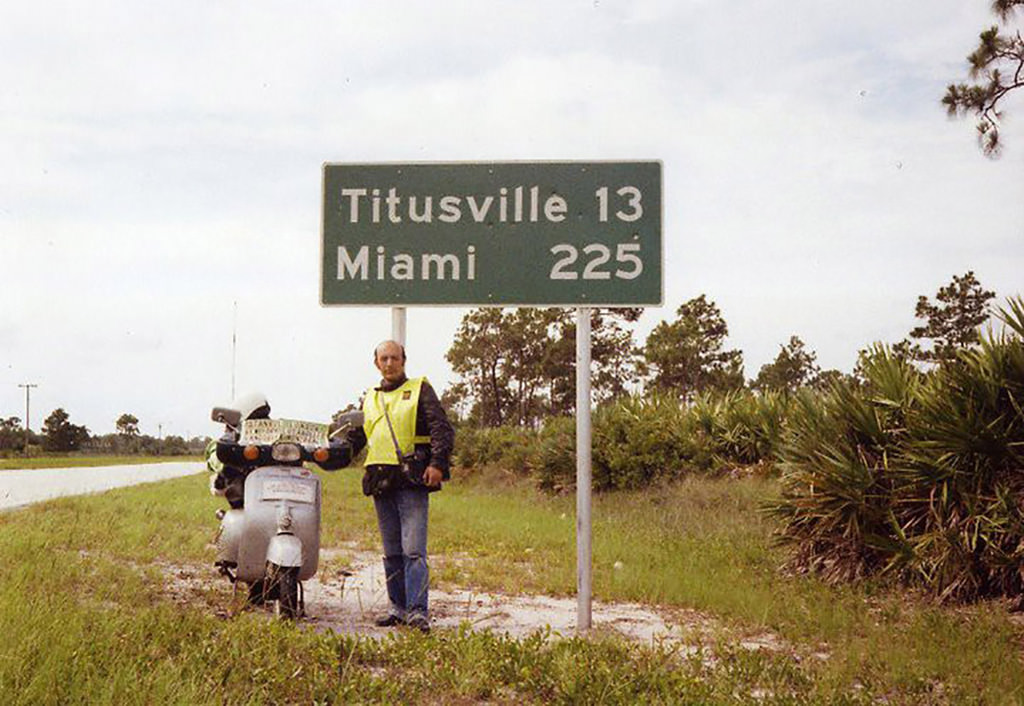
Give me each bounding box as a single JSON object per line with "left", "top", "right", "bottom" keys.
{"left": 320, "top": 161, "right": 662, "bottom": 306}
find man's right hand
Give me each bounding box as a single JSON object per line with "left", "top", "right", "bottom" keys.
{"left": 423, "top": 465, "right": 443, "bottom": 487}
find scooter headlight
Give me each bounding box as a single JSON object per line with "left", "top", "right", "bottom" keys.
{"left": 313, "top": 447, "right": 330, "bottom": 463}
{"left": 243, "top": 445, "right": 260, "bottom": 461}
{"left": 271, "top": 443, "right": 301, "bottom": 462}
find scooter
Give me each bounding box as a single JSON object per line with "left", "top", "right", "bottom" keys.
{"left": 209, "top": 406, "right": 358, "bottom": 618}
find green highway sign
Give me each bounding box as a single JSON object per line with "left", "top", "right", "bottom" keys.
{"left": 320, "top": 161, "right": 662, "bottom": 306}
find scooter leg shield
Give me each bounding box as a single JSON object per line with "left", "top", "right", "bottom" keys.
{"left": 266, "top": 533, "right": 303, "bottom": 568}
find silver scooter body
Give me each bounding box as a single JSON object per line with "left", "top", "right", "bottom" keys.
{"left": 216, "top": 466, "right": 321, "bottom": 583}
{"left": 210, "top": 406, "right": 358, "bottom": 618}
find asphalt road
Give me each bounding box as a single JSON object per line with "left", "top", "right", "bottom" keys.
{"left": 0, "top": 462, "right": 203, "bottom": 510}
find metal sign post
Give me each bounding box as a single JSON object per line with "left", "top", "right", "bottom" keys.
{"left": 576, "top": 307, "right": 593, "bottom": 631}
{"left": 391, "top": 307, "right": 407, "bottom": 346}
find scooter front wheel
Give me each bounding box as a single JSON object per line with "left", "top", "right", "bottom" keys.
{"left": 265, "top": 562, "right": 300, "bottom": 619}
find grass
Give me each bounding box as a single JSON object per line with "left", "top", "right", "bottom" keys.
{"left": 0, "top": 455, "right": 200, "bottom": 470}
{"left": 0, "top": 467, "right": 1022, "bottom": 703}
{"left": 423, "top": 471, "right": 1024, "bottom": 701}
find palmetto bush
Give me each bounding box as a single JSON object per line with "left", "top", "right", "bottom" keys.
{"left": 770, "top": 348, "right": 919, "bottom": 582}
{"left": 772, "top": 298, "right": 1024, "bottom": 602}
{"left": 691, "top": 389, "right": 790, "bottom": 470}
{"left": 895, "top": 298, "right": 1024, "bottom": 601}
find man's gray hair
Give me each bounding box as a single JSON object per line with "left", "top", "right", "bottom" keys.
{"left": 373, "top": 340, "right": 407, "bottom": 362}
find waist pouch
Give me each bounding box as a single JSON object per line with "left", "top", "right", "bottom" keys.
{"left": 362, "top": 449, "right": 432, "bottom": 496}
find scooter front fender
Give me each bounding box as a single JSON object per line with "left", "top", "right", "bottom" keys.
{"left": 267, "top": 533, "right": 303, "bottom": 569}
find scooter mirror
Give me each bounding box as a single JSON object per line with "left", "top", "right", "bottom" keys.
{"left": 330, "top": 410, "right": 364, "bottom": 437}
{"left": 211, "top": 407, "right": 242, "bottom": 427}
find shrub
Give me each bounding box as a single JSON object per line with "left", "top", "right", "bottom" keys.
{"left": 454, "top": 390, "right": 789, "bottom": 494}
{"left": 591, "top": 394, "right": 693, "bottom": 490}
{"left": 893, "top": 304, "right": 1024, "bottom": 601}
{"left": 529, "top": 390, "right": 786, "bottom": 493}
{"left": 691, "top": 389, "right": 790, "bottom": 471}
{"left": 770, "top": 347, "right": 919, "bottom": 582}
{"left": 530, "top": 416, "right": 577, "bottom": 493}
{"left": 771, "top": 298, "right": 1024, "bottom": 602}
{"left": 454, "top": 425, "right": 535, "bottom": 475}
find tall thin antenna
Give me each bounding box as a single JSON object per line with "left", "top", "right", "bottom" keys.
{"left": 231, "top": 300, "right": 238, "bottom": 401}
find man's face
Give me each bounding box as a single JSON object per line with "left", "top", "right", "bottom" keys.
{"left": 374, "top": 342, "right": 406, "bottom": 384}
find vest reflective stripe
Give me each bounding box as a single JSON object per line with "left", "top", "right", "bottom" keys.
{"left": 362, "top": 377, "right": 431, "bottom": 466}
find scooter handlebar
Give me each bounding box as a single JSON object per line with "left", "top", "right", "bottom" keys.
{"left": 314, "top": 440, "right": 352, "bottom": 471}
{"left": 215, "top": 439, "right": 353, "bottom": 471}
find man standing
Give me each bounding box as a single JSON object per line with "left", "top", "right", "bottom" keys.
{"left": 347, "top": 340, "right": 454, "bottom": 633}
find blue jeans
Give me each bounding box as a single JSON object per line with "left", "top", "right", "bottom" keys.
{"left": 373, "top": 487, "right": 430, "bottom": 620}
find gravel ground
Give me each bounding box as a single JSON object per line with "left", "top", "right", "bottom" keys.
{"left": 160, "top": 546, "right": 792, "bottom": 653}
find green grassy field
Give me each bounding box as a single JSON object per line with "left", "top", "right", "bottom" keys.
{"left": 0, "top": 467, "right": 1021, "bottom": 704}
{"left": 0, "top": 455, "right": 201, "bottom": 470}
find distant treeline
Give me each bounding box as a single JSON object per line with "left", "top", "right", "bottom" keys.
{"left": 444, "top": 271, "right": 997, "bottom": 427}
{"left": 0, "top": 410, "right": 207, "bottom": 458}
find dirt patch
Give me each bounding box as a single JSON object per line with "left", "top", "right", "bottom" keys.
{"left": 305, "top": 549, "right": 710, "bottom": 649}
{"left": 156, "top": 546, "right": 793, "bottom": 656}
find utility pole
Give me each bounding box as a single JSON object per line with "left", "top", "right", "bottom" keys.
{"left": 18, "top": 383, "right": 38, "bottom": 455}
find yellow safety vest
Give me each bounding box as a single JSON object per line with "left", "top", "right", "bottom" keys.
{"left": 362, "top": 377, "right": 431, "bottom": 466}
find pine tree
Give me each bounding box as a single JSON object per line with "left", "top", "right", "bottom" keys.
{"left": 943, "top": 1, "right": 1024, "bottom": 156}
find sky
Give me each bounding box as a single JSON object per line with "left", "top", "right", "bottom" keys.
{"left": 2, "top": 0, "right": 1022, "bottom": 439}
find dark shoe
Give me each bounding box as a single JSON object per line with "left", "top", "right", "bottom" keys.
{"left": 374, "top": 614, "right": 404, "bottom": 627}
{"left": 405, "top": 613, "right": 430, "bottom": 634}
